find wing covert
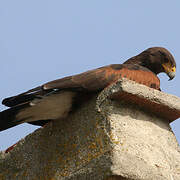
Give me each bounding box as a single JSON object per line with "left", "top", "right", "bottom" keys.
{"left": 2, "top": 64, "right": 160, "bottom": 108}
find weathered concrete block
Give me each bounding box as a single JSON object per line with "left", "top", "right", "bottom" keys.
{"left": 0, "top": 79, "right": 180, "bottom": 180}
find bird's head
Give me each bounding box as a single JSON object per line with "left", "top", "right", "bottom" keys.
{"left": 124, "top": 47, "right": 176, "bottom": 80}
{"left": 144, "top": 47, "right": 176, "bottom": 80}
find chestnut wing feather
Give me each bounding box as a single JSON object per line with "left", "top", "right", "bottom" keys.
{"left": 43, "top": 66, "right": 111, "bottom": 91}
{"left": 44, "top": 64, "right": 160, "bottom": 91}
{"left": 2, "top": 64, "right": 160, "bottom": 108}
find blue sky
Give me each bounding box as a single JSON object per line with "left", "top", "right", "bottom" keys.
{"left": 0, "top": 0, "right": 180, "bottom": 150}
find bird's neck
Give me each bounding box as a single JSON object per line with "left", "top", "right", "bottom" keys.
{"left": 123, "top": 54, "right": 162, "bottom": 75}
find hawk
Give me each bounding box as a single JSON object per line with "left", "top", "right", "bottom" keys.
{"left": 0, "top": 47, "right": 176, "bottom": 131}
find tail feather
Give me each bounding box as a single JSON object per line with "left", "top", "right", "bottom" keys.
{"left": 0, "top": 104, "right": 28, "bottom": 131}
{"left": 0, "top": 91, "right": 76, "bottom": 131}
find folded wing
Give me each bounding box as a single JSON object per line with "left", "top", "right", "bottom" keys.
{"left": 0, "top": 64, "right": 160, "bottom": 131}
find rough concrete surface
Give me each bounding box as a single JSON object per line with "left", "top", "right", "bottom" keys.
{"left": 0, "top": 79, "right": 180, "bottom": 180}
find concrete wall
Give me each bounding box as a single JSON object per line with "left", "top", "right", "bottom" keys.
{"left": 1, "top": 79, "right": 180, "bottom": 180}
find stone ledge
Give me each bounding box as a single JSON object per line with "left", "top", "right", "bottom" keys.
{"left": 0, "top": 79, "right": 180, "bottom": 180}
{"left": 97, "top": 79, "right": 180, "bottom": 122}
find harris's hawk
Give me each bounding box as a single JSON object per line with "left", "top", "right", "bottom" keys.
{"left": 0, "top": 47, "right": 176, "bottom": 131}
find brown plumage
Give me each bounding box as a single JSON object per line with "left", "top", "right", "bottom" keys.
{"left": 43, "top": 64, "right": 160, "bottom": 91}
{"left": 0, "top": 47, "right": 176, "bottom": 131}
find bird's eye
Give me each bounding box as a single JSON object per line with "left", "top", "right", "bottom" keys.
{"left": 164, "top": 58, "right": 169, "bottom": 63}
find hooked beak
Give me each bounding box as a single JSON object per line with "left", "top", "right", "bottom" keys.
{"left": 162, "top": 63, "right": 176, "bottom": 81}
{"left": 168, "top": 71, "right": 176, "bottom": 81}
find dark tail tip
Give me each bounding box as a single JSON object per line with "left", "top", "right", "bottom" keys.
{"left": 0, "top": 106, "right": 25, "bottom": 132}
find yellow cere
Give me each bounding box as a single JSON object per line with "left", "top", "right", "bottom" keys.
{"left": 162, "top": 63, "right": 176, "bottom": 73}
{"left": 171, "top": 66, "right": 176, "bottom": 72}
